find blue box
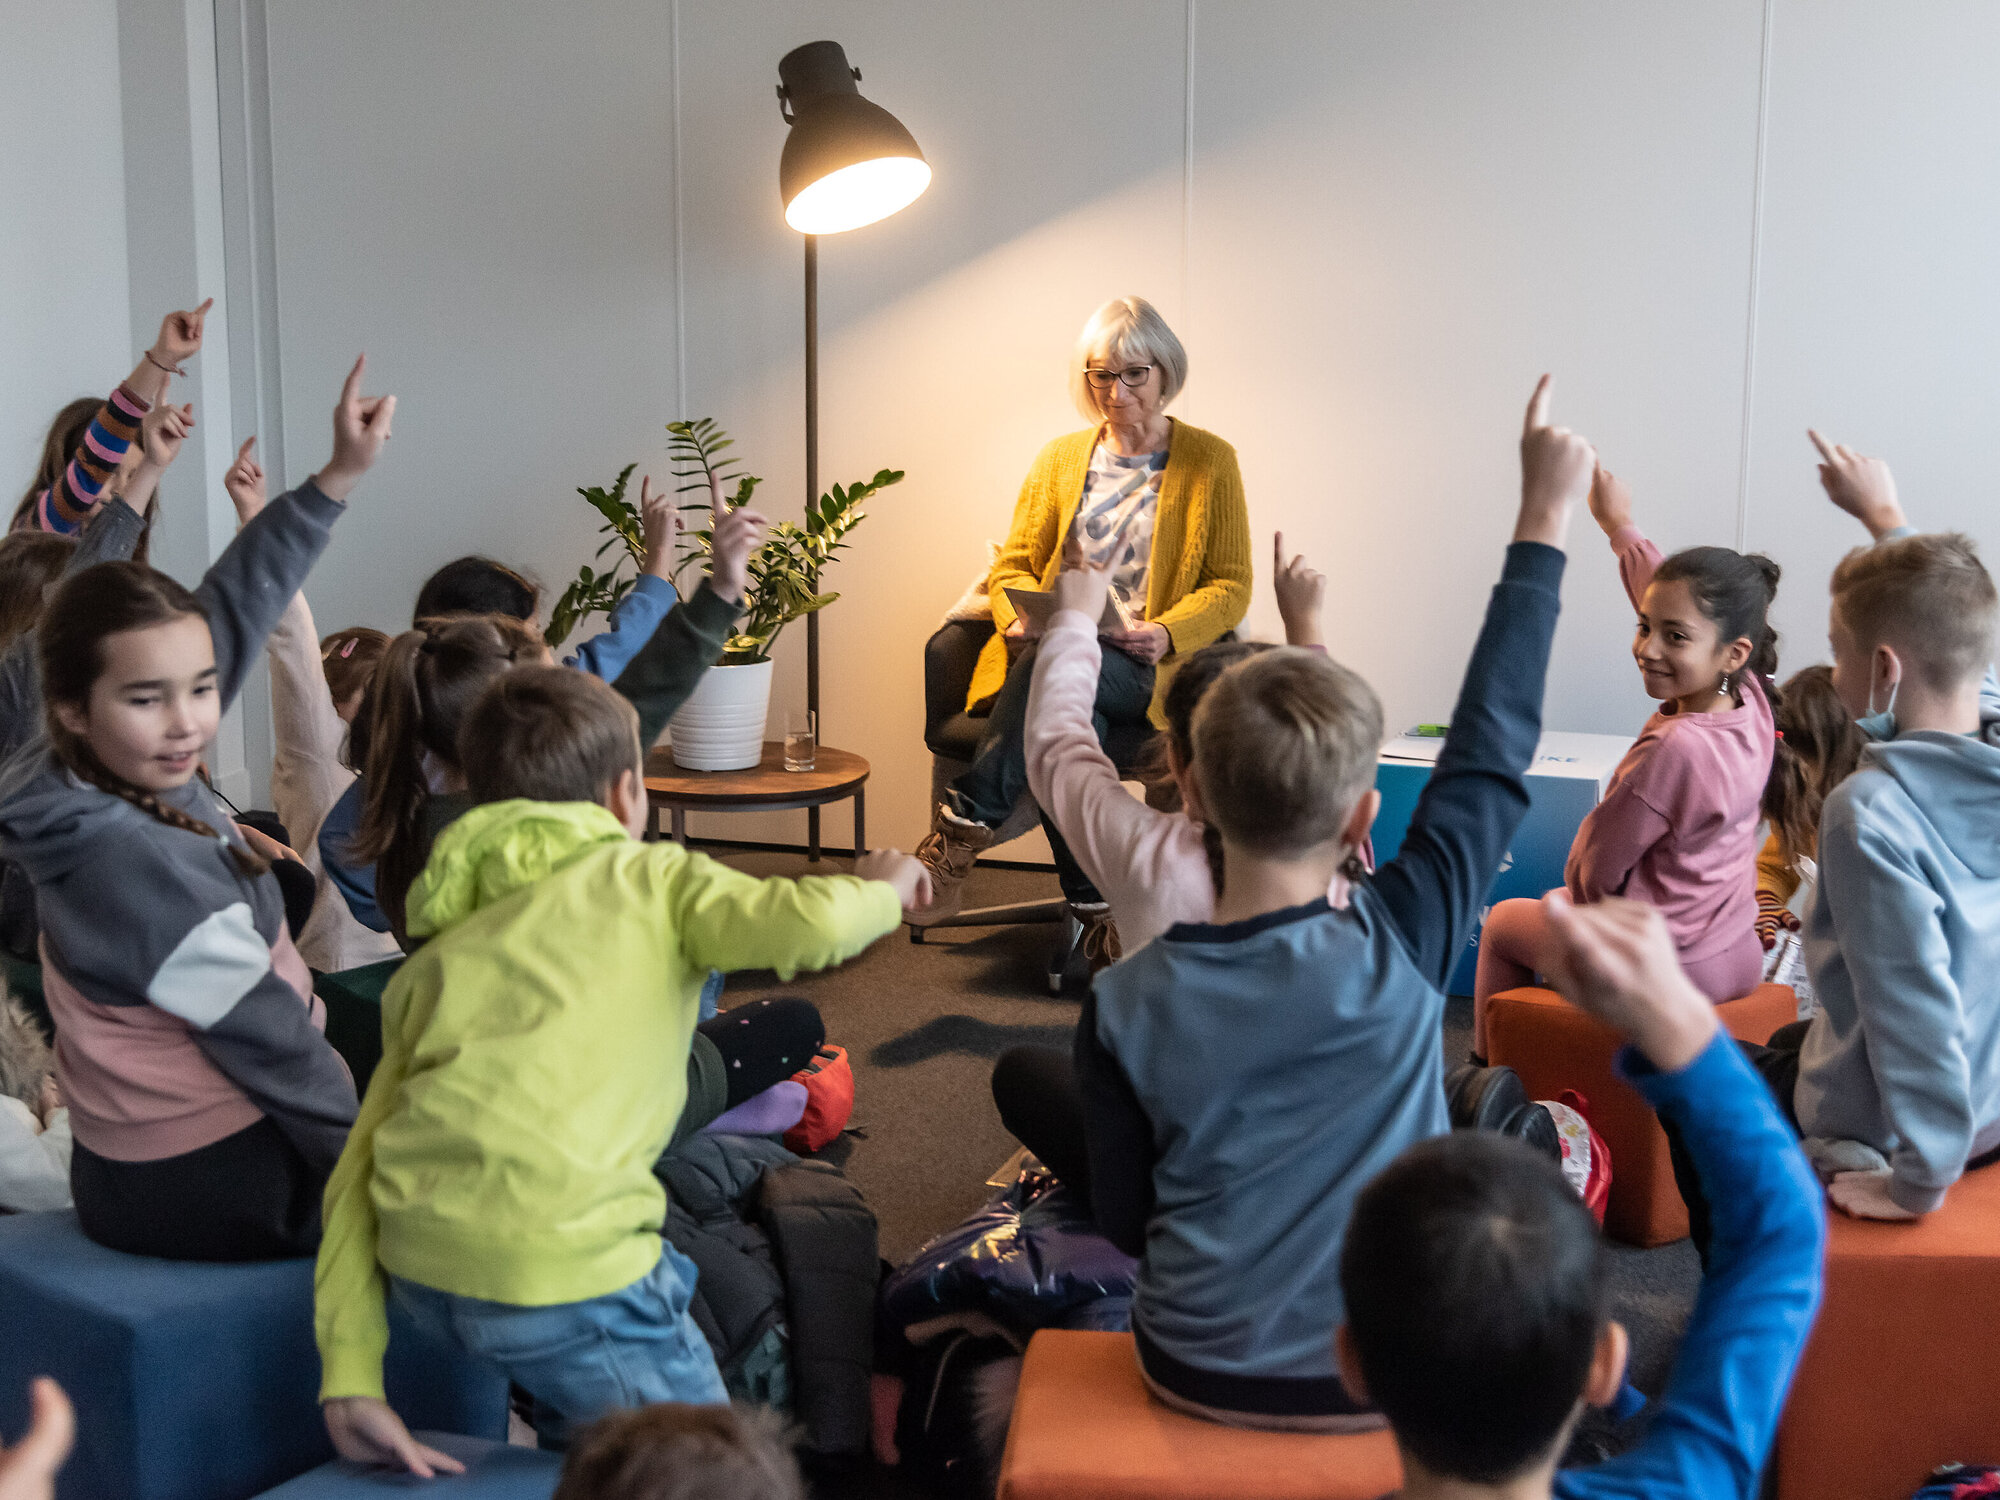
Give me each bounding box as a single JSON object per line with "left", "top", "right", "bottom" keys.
{"left": 1371, "top": 730, "right": 1630, "bottom": 996}
{"left": 254, "top": 1433, "right": 560, "bottom": 1498}
{"left": 0, "top": 1211, "right": 510, "bottom": 1500}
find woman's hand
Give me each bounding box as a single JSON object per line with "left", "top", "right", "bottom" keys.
{"left": 322, "top": 1397, "right": 465, "bottom": 1479}
{"left": 1272, "top": 531, "right": 1326, "bottom": 647}
{"left": 1105, "top": 622, "right": 1170, "bottom": 665}
{"left": 1588, "top": 464, "right": 1634, "bottom": 538}
{"left": 224, "top": 436, "right": 267, "bottom": 526}
{"left": 313, "top": 355, "right": 396, "bottom": 503}
{"left": 1809, "top": 430, "right": 1907, "bottom": 541}
{"left": 638, "top": 474, "right": 682, "bottom": 580}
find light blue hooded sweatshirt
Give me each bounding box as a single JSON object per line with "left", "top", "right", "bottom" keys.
{"left": 1795, "top": 666, "right": 2000, "bottom": 1214}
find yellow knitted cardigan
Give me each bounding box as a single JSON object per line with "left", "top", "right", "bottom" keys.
{"left": 970, "top": 418, "right": 1253, "bottom": 728}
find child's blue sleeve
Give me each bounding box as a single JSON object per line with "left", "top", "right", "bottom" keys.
{"left": 563, "top": 574, "right": 678, "bottom": 682}
{"left": 1555, "top": 1035, "right": 1825, "bottom": 1500}
{"left": 317, "top": 780, "right": 390, "bottom": 934}
{"left": 1369, "top": 542, "right": 1564, "bottom": 987}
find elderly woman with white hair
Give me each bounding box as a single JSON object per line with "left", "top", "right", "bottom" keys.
{"left": 911, "top": 295, "right": 1252, "bottom": 934}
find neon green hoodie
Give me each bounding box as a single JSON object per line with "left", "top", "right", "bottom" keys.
{"left": 313, "top": 798, "right": 900, "bottom": 1401}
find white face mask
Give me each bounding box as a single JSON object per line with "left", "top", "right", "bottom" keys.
{"left": 1856, "top": 674, "right": 1901, "bottom": 742}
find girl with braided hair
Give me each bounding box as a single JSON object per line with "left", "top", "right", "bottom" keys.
{"left": 0, "top": 356, "right": 395, "bottom": 1260}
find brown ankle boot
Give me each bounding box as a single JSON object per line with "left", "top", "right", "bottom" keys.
{"left": 1072, "top": 901, "right": 1123, "bottom": 973}
{"left": 908, "top": 803, "right": 994, "bottom": 925}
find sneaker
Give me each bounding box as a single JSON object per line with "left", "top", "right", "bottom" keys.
{"left": 1071, "top": 902, "right": 1123, "bottom": 974}
{"left": 1443, "top": 1062, "right": 1560, "bottom": 1160}
{"left": 908, "top": 803, "right": 995, "bottom": 926}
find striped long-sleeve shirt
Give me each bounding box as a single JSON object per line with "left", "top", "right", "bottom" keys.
{"left": 22, "top": 384, "right": 151, "bottom": 535}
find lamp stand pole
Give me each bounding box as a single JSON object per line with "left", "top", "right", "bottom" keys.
{"left": 804, "top": 232, "right": 820, "bottom": 727}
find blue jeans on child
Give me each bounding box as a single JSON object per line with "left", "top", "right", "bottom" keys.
{"left": 389, "top": 1243, "right": 726, "bottom": 1442}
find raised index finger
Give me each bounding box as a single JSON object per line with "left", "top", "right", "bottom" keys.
{"left": 1806, "top": 429, "right": 1838, "bottom": 464}
{"left": 339, "top": 354, "right": 367, "bottom": 407}
{"left": 1524, "top": 374, "right": 1553, "bottom": 436}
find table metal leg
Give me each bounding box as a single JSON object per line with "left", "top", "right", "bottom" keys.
{"left": 808, "top": 805, "right": 821, "bottom": 863}
{"left": 853, "top": 788, "right": 866, "bottom": 856}
{"left": 670, "top": 808, "right": 687, "bottom": 844}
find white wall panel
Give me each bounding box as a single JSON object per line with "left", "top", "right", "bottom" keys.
{"left": 1742, "top": 1, "right": 2000, "bottom": 676}
{"left": 1, "top": 1, "right": 131, "bottom": 508}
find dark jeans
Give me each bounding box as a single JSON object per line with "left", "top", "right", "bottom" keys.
{"left": 73, "top": 1115, "right": 326, "bottom": 1262}
{"left": 991, "top": 1044, "right": 1093, "bottom": 1211}
{"left": 1666, "top": 1019, "right": 2000, "bottom": 1264}
{"left": 950, "top": 637, "right": 1155, "bottom": 904}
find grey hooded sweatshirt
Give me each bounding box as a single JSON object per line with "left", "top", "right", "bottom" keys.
{"left": 1795, "top": 667, "right": 2000, "bottom": 1214}
{"left": 0, "top": 483, "right": 359, "bottom": 1176}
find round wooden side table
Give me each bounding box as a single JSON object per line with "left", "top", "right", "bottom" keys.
{"left": 643, "top": 742, "right": 870, "bottom": 862}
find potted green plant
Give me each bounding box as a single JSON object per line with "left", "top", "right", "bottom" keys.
{"left": 547, "top": 418, "right": 903, "bottom": 770}
{"left": 664, "top": 417, "right": 902, "bottom": 769}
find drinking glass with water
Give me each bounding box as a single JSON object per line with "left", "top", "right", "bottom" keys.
{"left": 784, "top": 709, "right": 817, "bottom": 772}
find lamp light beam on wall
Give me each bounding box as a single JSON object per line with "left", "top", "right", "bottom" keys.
{"left": 775, "top": 39, "right": 928, "bottom": 805}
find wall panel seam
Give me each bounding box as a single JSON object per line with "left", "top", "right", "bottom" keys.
{"left": 1734, "top": 0, "right": 1777, "bottom": 552}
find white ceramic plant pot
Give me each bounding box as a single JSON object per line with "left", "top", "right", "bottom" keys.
{"left": 669, "top": 658, "right": 773, "bottom": 771}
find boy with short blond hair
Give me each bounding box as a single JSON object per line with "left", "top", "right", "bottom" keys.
{"left": 313, "top": 665, "right": 927, "bottom": 1475}
{"left": 1071, "top": 377, "right": 1591, "bottom": 1429}
{"left": 1671, "top": 440, "right": 2000, "bottom": 1240}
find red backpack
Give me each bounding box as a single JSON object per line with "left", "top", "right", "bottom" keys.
{"left": 783, "top": 1044, "right": 855, "bottom": 1155}
{"left": 1541, "top": 1090, "right": 1613, "bottom": 1226}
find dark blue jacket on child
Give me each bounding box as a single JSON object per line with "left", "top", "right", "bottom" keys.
{"left": 1078, "top": 540, "right": 1565, "bottom": 1420}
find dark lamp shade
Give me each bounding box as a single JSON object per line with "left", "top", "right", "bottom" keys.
{"left": 778, "top": 44, "right": 928, "bottom": 234}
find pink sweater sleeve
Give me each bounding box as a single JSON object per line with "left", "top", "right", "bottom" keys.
{"left": 1608, "top": 524, "right": 1665, "bottom": 614}
{"left": 1565, "top": 742, "right": 1673, "bottom": 900}
{"left": 1025, "top": 610, "right": 1214, "bottom": 949}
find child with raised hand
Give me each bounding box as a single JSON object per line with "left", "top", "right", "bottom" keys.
{"left": 350, "top": 495, "right": 768, "bottom": 948}
{"left": 1668, "top": 435, "right": 2000, "bottom": 1236}
{"left": 0, "top": 357, "right": 394, "bottom": 1261}
{"left": 11, "top": 299, "right": 210, "bottom": 535}
{"left": 1470, "top": 462, "right": 1781, "bottom": 1059}
{"left": 315, "top": 663, "right": 927, "bottom": 1471}
{"left": 1755, "top": 664, "right": 1860, "bottom": 962}
{"left": 1034, "top": 377, "right": 1582, "bottom": 1430}
{"left": 1339, "top": 891, "right": 1823, "bottom": 1500}
{"left": 1019, "top": 529, "right": 1334, "bottom": 962}
{"left": 0, "top": 400, "right": 196, "bottom": 966}
{"left": 222, "top": 438, "right": 400, "bottom": 973}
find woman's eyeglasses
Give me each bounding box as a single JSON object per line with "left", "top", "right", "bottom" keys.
{"left": 1084, "top": 364, "right": 1154, "bottom": 390}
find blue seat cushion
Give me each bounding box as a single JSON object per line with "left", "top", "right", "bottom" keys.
{"left": 0, "top": 1211, "right": 508, "bottom": 1500}
{"left": 253, "top": 1434, "right": 560, "bottom": 1498}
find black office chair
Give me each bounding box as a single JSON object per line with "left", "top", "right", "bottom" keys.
{"left": 918, "top": 616, "right": 1166, "bottom": 991}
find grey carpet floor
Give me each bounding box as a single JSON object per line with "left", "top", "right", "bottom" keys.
{"left": 707, "top": 848, "right": 1700, "bottom": 1491}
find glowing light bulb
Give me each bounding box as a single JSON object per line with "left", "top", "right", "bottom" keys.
{"left": 784, "top": 156, "right": 932, "bottom": 235}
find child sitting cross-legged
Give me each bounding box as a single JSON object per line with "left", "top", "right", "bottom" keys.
{"left": 1016, "top": 377, "right": 1589, "bottom": 1430}
{"left": 1668, "top": 437, "right": 2000, "bottom": 1238}
{"left": 314, "top": 664, "right": 930, "bottom": 1474}
{"left": 1337, "top": 891, "right": 1824, "bottom": 1499}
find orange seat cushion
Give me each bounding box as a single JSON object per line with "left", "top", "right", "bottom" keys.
{"left": 997, "top": 1330, "right": 1402, "bottom": 1500}
{"left": 1777, "top": 1162, "right": 2000, "bottom": 1500}
{"left": 1487, "top": 983, "right": 1797, "bottom": 1247}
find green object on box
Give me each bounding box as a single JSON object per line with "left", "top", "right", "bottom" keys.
{"left": 315, "top": 958, "right": 402, "bottom": 1096}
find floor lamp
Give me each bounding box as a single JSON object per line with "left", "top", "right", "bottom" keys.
{"left": 775, "top": 39, "right": 929, "bottom": 735}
